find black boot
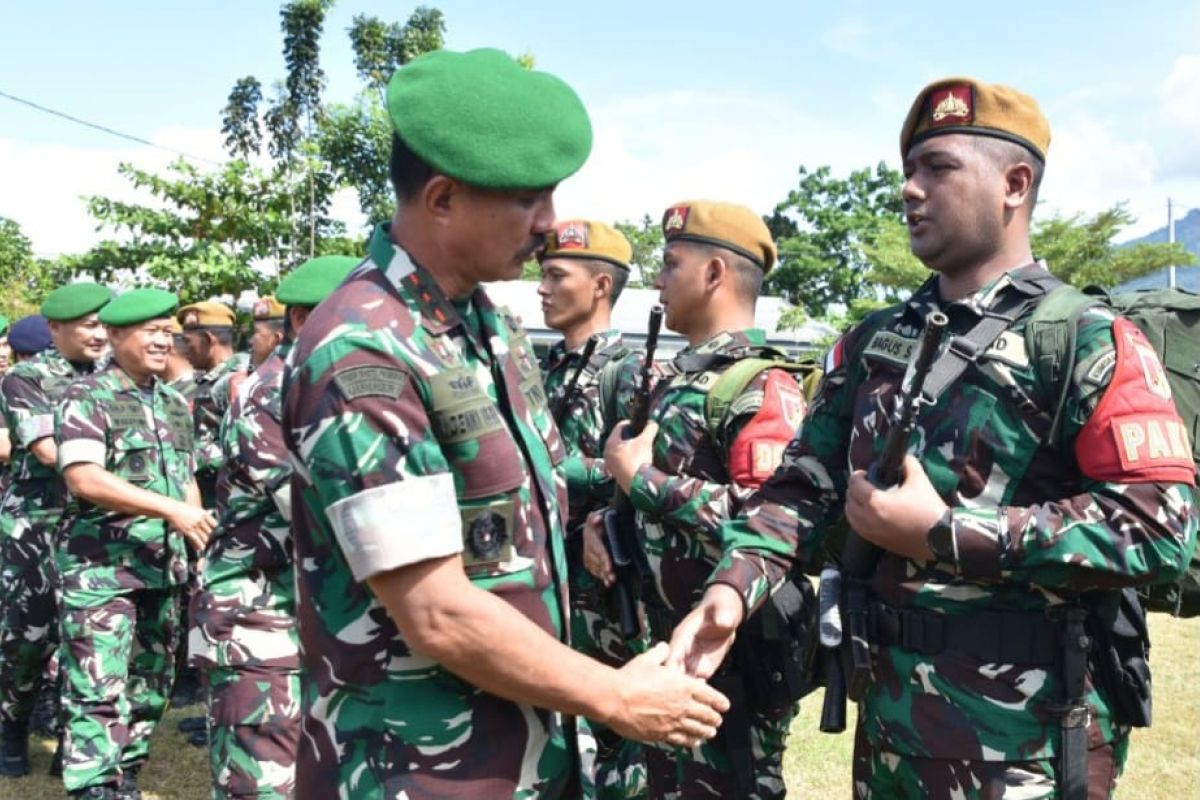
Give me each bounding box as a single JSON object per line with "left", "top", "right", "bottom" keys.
{"left": 29, "top": 688, "right": 60, "bottom": 738}
{"left": 171, "top": 666, "right": 204, "bottom": 708}
{"left": 176, "top": 715, "right": 206, "bottom": 733}
{"left": 69, "top": 784, "right": 119, "bottom": 799}
{"left": 116, "top": 765, "right": 142, "bottom": 800}
{"left": 49, "top": 731, "right": 64, "bottom": 776}
{"left": 0, "top": 720, "right": 30, "bottom": 777}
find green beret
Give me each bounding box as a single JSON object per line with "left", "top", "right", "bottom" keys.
{"left": 0, "top": 314, "right": 8, "bottom": 336}
{"left": 387, "top": 48, "right": 592, "bottom": 189}
{"left": 40, "top": 282, "right": 113, "bottom": 321}
{"left": 277, "top": 255, "right": 360, "bottom": 307}
{"left": 98, "top": 288, "right": 179, "bottom": 327}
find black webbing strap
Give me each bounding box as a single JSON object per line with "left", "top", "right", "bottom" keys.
{"left": 868, "top": 602, "right": 1058, "bottom": 665}
{"left": 919, "top": 267, "right": 1061, "bottom": 403}
{"left": 1049, "top": 606, "right": 1091, "bottom": 800}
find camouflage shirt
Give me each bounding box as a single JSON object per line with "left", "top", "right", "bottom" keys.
{"left": 209, "top": 344, "right": 292, "bottom": 581}
{"left": 542, "top": 329, "right": 629, "bottom": 532}
{"left": 281, "top": 224, "right": 576, "bottom": 799}
{"left": 715, "top": 268, "right": 1199, "bottom": 761}
{"left": 0, "top": 348, "right": 95, "bottom": 515}
{"left": 55, "top": 365, "right": 196, "bottom": 591}
{"left": 193, "top": 353, "right": 250, "bottom": 477}
{"left": 627, "top": 329, "right": 806, "bottom": 617}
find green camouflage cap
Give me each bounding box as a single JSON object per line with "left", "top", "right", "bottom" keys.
{"left": 40, "top": 282, "right": 113, "bottom": 321}
{"left": 98, "top": 288, "right": 178, "bottom": 327}
{"left": 277, "top": 255, "right": 360, "bottom": 307}
{"left": 386, "top": 48, "right": 592, "bottom": 189}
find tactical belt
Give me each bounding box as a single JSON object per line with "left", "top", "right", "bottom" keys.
{"left": 869, "top": 601, "right": 1058, "bottom": 665}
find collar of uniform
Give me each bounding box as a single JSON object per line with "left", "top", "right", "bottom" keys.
{"left": 367, "top": 223, "right": 466, "bottom": 336}
{"left": 904, "top": 261, "right": 1046, "bottom": 323}
{"left": 685, "top": 328, "right": 767, "bottom": 356}
{"left": 106, "top": 362, "right": 163, "bottom": 395}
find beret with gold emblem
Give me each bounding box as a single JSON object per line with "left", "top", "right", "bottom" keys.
{"left": 276, "top": 255, "right": 359, "bottom": 308}
{"left": 900, "top": 76, "right": 1050, "bottom": 162}
{"left": 661, "top": 200, "right": 776, "bottom": 273}
{"left": 539, "top": 220, "right": 632, "bottom": 271}
{"left": 252, "top": 296, "right": 286, "bottom": 321}
{"left": 177, "top": 300, "right": 236, "bottom": 329}
{"left": 40, "top": 282, "right": 113, "bottom": 322}
{"left": 387, "top": 48, "right": 592, "bottom": 190}
{"left": 100, "top": 288, "right": 179, "bottom": 327}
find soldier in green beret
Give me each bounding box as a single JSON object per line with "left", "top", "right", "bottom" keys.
{"left": 54, "top": 288, "right": 216, "bottom": 799}
{"left": 0, "top": 283, "right": 112, "bottom": 778}
{"left": 189, "top": 255, "right": 357, "bottom": 799}
{"left": 279, "top": 48, "right": 727, "bottom": 800}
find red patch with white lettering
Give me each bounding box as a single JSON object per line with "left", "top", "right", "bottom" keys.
{"left": 554, "top": 221, "right": 588, "bottom": 249}
{"left": 1075, "top": 318, "right": 1195, "bottom": 485}
{"left": 729, "top": 370, "right": 807, "bottom": 488}
{"left": 928, "top": 85, "right": 974, "bottom": 128}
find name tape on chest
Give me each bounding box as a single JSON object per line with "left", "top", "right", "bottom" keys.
{"left": 863, "top": 330, "right": 917, "bottom": 367}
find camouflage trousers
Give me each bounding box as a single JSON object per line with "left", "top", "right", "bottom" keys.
{"left": 190, "top": 566, "right": 301, "bottom": 799}
{"left": 205, "top": 664, "right": 301, "bottom": 800}
{"left": 0, "top": 509, "right": 61, "bottom": 724}
{"left": 570, "top": 562, "right": 648, "bottom": 800}
{"left": 58, "top": 582, "right": 180, "bottom": 791}
{"left": 643, "top": 679, "right": 794, "bottom": 799}
{"left": 851, "top": 723, "right": 1128, "bottom": 799}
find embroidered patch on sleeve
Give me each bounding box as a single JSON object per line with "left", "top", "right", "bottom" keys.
{"left": 333, "top": 366, "right": 409, "bottom": 401}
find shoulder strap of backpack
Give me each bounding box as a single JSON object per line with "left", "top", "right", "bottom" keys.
{"left": 1024, "top": 284, "right": 1107, "bottom": 445}
{"left": 704, "top": 352, "right": 819, "bottom": 447}
{"left": 596, "top": 346, "right": 633, "bottom": 433}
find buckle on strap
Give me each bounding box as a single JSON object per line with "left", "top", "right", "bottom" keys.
{"left": 945, "top": 335, "right": 981, "bottom": 362}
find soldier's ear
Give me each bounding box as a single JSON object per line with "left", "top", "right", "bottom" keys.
{"left": 704, "top": 256, "right": 727, "bottom": 292}
{"left": 1003, "top": 161, "right": 1035, "bottom": 213}
{"left": 593, "top": 271, "right": 613, "bottom": 301}
{"left": 423, "top": 175, "right": 457, "bottom": 224}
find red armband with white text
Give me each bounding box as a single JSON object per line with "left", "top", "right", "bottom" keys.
{"left": 728, "top": 370, "right": 808, "bottom": 489}
{"left": 1075, "top": 318, "right": 1195, "bottom": 486}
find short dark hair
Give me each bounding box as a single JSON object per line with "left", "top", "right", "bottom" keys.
{"left": 582, "top": 259, "right": 630, "bottom": 306}
{"left": 389, "top": 134, "right": 436, "bottom": 203}
{"left": 974, "top": 136, "right": 1044, "bottom": 213}
{"left": 262, "top": 319, "right": 285, "bottom": 336}
{"left": 690, "top": 243, "right": 762, "bottom": 305}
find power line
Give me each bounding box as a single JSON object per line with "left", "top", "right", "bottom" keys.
{"left": 0, "top": 88, "right": 222, "bottom": 166}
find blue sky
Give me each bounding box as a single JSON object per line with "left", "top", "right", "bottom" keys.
{"left": 4, "top": 0, "right": 1200, "bottom": 256}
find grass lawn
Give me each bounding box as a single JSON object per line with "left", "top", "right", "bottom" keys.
{"left": 4, "top": 614, "right": 1196, "bottom": 799}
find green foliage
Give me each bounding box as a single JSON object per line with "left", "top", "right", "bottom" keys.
{"left": 614, "top": 214, "right": 665, "bottom": 286}
{"left": 348, "top": 7, "right": 446, "bottom": 101}
{"left": 766, "top": 162, "right": 905, "bottom": 317}
{"left": 1031, "top": 204, "right": 1195, "bottom": 288}
{"left": 221, "top": 77, "right": 264, "bottom": 160}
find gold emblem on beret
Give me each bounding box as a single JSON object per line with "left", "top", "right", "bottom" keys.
{"left": 182, "top": 311, "right": 199, "bottom": 327}
{"left": 932, "top": 89, "right": 971, "bottom": 122}
{"left": 664, "top": 206, "right": 689, "bottom": 234}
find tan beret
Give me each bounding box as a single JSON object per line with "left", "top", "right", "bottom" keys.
{"left": 177, "top": 300, "right": 236, "bottom": 329}
{"left": 170, "top": 318, "right": 183, "bottom": 335}
{"left": 661, "top": 200, "right": 776, "bottom": 273}
{"left": 900, "top": 76, "right": 1050, "bottom": 162}
{"left": 540, "top": 220, "right": 632, "bottom": 270}
{"left": 252, "top": 296, "right": 286, "bottom": 321}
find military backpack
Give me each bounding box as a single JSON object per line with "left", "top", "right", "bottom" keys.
{"left": 1026, "top": 284, "right": 1200, "bottom": 617}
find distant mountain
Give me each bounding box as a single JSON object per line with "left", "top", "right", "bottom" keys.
{"left": 1117, "top": 208, "right": 1200, "bottom": 292}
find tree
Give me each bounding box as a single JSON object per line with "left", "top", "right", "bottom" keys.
{"left": 614, "top": 215, "right": 665, "bottom": 286}
{"left": 1031, "top": 204, "right": 1195, "bottom": 288}
{"left": 766, "top": 163, "right": 905, "bottom": 317}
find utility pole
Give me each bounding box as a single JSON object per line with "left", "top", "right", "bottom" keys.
{"left": 1167, "top": 197, "right": 1177, "bottom": 289}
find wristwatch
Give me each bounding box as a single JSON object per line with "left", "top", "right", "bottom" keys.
{"left": 926, "top": 509, "right": 955, "bottom": 562}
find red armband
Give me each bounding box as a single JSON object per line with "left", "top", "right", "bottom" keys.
{"left": 728, "top": 370, "right": 807, "bottom": 488}
{"left": 1075, "top": 318, "right": 1195, "bottom": 486}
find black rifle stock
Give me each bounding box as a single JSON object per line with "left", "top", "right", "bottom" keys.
{"left": 819, "top": 310, "right": 948, "bottom": 732}
{"left": 552, "top": 335, "right": 599, "bottom": 427}
{"left": 603, "top": 305, "right": 663, "bottom": 640}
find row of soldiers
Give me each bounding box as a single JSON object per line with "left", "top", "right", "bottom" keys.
{"left": 2, "top": 46, "right": 1198, "bottom": 800}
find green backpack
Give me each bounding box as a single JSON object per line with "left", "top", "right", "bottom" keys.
{"left": 703, "top": 355, "right": 823, "bottom": 448}
{"left": 1026, "top": 285, "right": 1200, "bottom": 617}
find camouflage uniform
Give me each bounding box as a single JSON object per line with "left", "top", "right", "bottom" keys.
{"left": 193, "top": 353, "right": 250, "bottom": 506}
{"left": 281, "top": 225, "right": 579, "bottom": 799}
{"left": 0, "top": 349, "right": 93, "bottom": 726}
{"left": 54, "top": 364, "right": 195, "bottom": 792}
{"left": 716, "top": 268, "right": 1199, "bottom": 798}
{"left": 190, "top": 344, "right": 299, "bottom": 799}
{"left": 626, "top": 329, "right": 806, "bottom": 800}
{"left": 543, "top": 332, "right": 647, "bottom": 800}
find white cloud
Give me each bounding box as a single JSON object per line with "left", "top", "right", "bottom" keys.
{"left": 1161, "top": 54, "right": 1200, "bottom": 130}
{"left": 821, "top": 15, "right": 875, "bottom": 59}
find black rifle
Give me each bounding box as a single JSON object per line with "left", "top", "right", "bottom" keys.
{"left": 552, "top": 335, "right": 599, "bottom": 427}
{"left": 819, "top": 310, "right": 948, "bottom": 733}
{"left": 602, "top": 305, "right": 663, "bottom": 640}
